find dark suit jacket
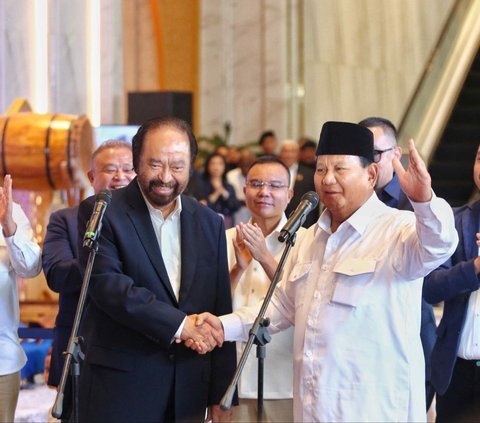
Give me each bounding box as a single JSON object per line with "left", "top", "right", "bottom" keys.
{"left": 377, "top": 173, "right": 411, "bottom": 211}
{"left": 77, "top": 180, "right": 236, "bottom": 423}
{"left": 42, "top": 206, "right": 81, "bottom": 387}
{"left": 423, "top": 200, "right": 480, "bottom": 395}
{"left": 379, "top": 175, "right": 437, "bottom": 388}
{"left": 285, "top": 163, "right": 319, "bottom": 228}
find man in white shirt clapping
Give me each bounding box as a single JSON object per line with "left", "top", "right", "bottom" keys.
{"left": 227, "top": 156, "right": 306, "bottom": 422}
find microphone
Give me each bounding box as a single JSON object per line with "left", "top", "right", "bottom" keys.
{"left": 83, "top": 189, "right": 112, "bottom": 249}
{"left": 278, "top": 191, "right": 319, "bottom": 243}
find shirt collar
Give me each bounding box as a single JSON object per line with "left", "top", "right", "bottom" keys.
{"left": 317, "top": 192, "right": 385, "bottom": 236}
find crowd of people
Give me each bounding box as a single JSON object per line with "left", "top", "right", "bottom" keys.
{"left": 1, "top": 115, "right": 479, "bottom": 423}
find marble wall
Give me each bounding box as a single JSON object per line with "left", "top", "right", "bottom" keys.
{"left": 200, "top": 0, "right": 292, "bottom": 145}
{"left": 0, "top": 0, "right": 458, "bottom": 145}
{"left": 0, "top": 0, "right": 123, "bottom": 124}
{"left": 302, "top": 0, "right": 456, "bottom": 140}
{"left": 0, "top": 0, "right": 35, "bottom": 113}
{"left": 199, "top": 0, "right": 456, "bottom": 145}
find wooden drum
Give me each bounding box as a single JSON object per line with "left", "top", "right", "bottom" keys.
{"left": 0, "top": 113, "right": 93, "bottom": 190}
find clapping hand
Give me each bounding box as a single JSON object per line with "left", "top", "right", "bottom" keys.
{"left": 0, "top": 175, "right": 16, "bottom": 237}
{"left": 238, "top": 222, "right": 269, "bottom": 263}
{"left": 392, "top": 139, "right": 432, "bottom": 203}
{"left": 232, "top": 224, "right": 253, "bottom": 270}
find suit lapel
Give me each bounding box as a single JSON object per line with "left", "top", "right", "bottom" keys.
{"left": 465, "top": 202, "right": 480, "bottom": 260}
{"left": 125, "top": 181, "right": 178, "bottom": 304}
{"left": 178, "top": 196, "right": 198, "bottom": 305}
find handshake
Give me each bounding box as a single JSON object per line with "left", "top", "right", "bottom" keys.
{"left": 178, "top": 313, "right": 225, "bottom": 354}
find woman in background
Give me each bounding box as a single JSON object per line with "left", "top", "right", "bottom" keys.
{"left": 202, "top": 153, "right": 240, "bottom": 229}
{"left": 0, "top": 175, "right": 42, "bottom": 423}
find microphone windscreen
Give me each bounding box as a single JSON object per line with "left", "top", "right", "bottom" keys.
{"left": 302, "top": 191, "right": 319, "bottom": 208}
{"left": 97, "top": 189, "right": 112, "bottom": 204}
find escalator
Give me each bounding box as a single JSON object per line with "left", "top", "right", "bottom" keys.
{"left": 428, "top": 51, "right": 480, "bottom": 207}
{"left": 398, "top": 0, "right": 480, "bottom": 207}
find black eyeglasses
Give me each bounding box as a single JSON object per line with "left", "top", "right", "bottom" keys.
{"left": 373, "top": 147, "right": 394, "bottom": 163}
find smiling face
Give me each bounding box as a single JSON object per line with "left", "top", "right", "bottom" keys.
{"left": 88, "top": 146, "right": 135, "bottom": 194}
{"left": 136, "top": 125, "right": 191, "bottom": 214}
{"left": 314, "top": 154, "right": 377, "bottom": 229}
{"left": 244, "top": 162, "right": 293, "bottom": 224}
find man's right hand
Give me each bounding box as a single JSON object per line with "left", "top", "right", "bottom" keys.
{"left": 196, "top": 312, "right": 223, "bottom": 332}
{"left": 180, "top": 314, "right": 224, "bottom": 354}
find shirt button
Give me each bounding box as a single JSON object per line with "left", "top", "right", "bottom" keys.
{"left": 307, "top": 319, "right": 313, "bottom": 327}
{"left": 321, "top": 265, "right": 328, "bottom": 271}
{"left": 314, "top": 291, "right": 320, "bottom": 299}
{"left": 305, "top": 350, "right": 312, "bottom": 358}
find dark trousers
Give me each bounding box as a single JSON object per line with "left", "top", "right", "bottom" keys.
{"left": 436, "top": 357, "right": 480, "bottom": 422}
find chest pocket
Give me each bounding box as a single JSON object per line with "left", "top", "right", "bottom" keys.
{"left": 331, "top": 258, "right": 376, "bottom": 307}
{"left": 287, "top": 262, "right": 312, "bottom": 310}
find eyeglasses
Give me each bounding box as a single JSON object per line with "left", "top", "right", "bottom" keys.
{"left": 246, "top": 180, "right": 288, "bottom": 191}
{"left": 373, "top": 147, "right": 394, "bottom": 163}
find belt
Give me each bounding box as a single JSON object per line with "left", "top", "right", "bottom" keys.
{"left": 457, "top": 357, "right": 480, "bottom": 367}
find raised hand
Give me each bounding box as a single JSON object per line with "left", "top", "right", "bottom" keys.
{"left": 180, "top": 314, "right": 224, "bottom": 354}
{"left": 0, "top": 174, "right": 16, "bottom": 237}
{"left": 392, "top": 139, "right": 432, "bottom": 202}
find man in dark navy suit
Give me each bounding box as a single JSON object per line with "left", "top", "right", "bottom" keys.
{"left": 77, "top": 116, "right": 236, "bottom": 423}
{"left": 42, "top": 140, "right": 135, "bottom": 415}
{"left": 359, "top": 117, "right": 438, "bottom": 411}
{"left": 280, "top": 139, "right": 319, "bottom": 228}
{"left": 424, "top": 143, "right": 480, "bottom": 422}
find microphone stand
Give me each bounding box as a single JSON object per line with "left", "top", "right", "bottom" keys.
{"left": 52, "top": 240, "right": 98, "bottom": 422}
{"left": 220, "top": 232, "right": 297, "bottom": 422}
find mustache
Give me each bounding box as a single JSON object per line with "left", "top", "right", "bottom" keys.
{"left": 149, "top": 180, "right": 177, "bottom": 189}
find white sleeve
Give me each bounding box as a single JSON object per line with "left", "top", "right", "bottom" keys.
{"left": 3, "top": 203, "right": 42, "bottom": 278}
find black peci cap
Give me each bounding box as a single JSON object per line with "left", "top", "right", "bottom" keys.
{"left": 317, "top": 121, "right": 374, "bottom": 162}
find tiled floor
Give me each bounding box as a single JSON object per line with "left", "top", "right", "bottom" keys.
{"left": 15, "top": 384, "right": 58, "bottom": 423}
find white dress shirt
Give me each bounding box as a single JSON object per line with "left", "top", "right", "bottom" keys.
{"left": 143, "top": 194, "right": 182, "bottom": 300}
{"left": 141, "top": 187, "right": 185, "bottom": 338}
{"left": 0, "top": 203, "right": 42, "bottom": 376}
{"left": 221, "top": 192, "right": 458, "bottom": 422}
{"left": 226, "top": 167, "right": 251, "bottom": 225}
{"left": 226, "top": 216, "right": 305, "bottom": 399}
{"left": 457, "top": 245, "right": 480, "bottom": 359}
{"left": 226, "top": 168, "right": 245, "bottom": 202}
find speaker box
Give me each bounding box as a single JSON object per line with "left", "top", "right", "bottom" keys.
{"left": 127, "top": 91, "right": 193, "bottom": 126}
